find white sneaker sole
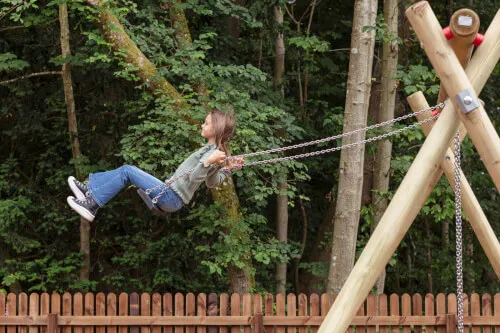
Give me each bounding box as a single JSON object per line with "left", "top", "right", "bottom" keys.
{"left": 68, "top": 176, "right": 86, "bottom": 200}
{"left": 67, "top": 196, "right": 95, "bottom": 222}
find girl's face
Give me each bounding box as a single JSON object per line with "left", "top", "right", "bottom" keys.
{"left": 201, "top": 114, "right": 216, "bottom": 143}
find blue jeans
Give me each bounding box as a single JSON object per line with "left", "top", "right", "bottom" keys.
{"left": 87, "top": 165, "right": 184, "bottom": 213}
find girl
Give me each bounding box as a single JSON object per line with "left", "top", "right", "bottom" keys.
{"left": 67, "top": 110, "right": 244, "bottom": 222}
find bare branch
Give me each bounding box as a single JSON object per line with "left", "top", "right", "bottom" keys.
{"left": 0, "top": 71, "right": 62, "bottom": 85}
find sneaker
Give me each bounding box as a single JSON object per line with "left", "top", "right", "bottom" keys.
{"left": 67, "top": 195, "right": 99, "bottom": 222}
{"left": 68, "top": 176, "right": 89, "bottom": 200}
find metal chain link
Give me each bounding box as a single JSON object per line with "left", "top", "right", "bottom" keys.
{"left": 232, "top": 102, "right": 445, "bottom": 160}
{"left": 145, "top": 101, "right": 446, "bottom": 203}
{"left": 454, "top": 131, "right": 464, "bottom": 333}
{"left": 241, "top": 112, "right": 440, "bottom": 167}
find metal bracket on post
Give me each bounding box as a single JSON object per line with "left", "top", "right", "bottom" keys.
{"left": 455, "top": 88, "right": 480, "bottom": 114}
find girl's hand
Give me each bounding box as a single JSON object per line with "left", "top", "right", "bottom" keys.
{"left": 228, "top": 157, "right": 244, "bottom": 170}
{"left": 206, "top": 150, "right": 226, "bottom": 165}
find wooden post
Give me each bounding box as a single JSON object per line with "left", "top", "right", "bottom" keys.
{"left": 47, "top": 314, "right": 58, "bottom": 333}
{"left": 254, "top": 313, "right": 264, "bottom": 333}
{"left": 408, "top": 92, "right": 500, "bottom": 279}
{"left": 445, "top": 314, "right": 457, "bottom": 333}
{"left": 317, "top": 8, "right": 500, "bottom": 333}
{"left": 207, "top": 293, "right": 218, "bottom": 333}
{"left": 437, "top": 8, "right": 480, "bottom": 103}
{"left": 407, "top": 3, "right": 500, "bottom": 192}
{"left": 438, "top": 8, "right": 480, "bottom": 143}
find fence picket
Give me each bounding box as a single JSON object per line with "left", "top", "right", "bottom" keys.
{"left": 163, "top": 294, "right": 173, "bottom": 333}
{"left": 7, "top": 294, "right": 16, "bottom": 333}
{"left": 425, "top": 294, "right": 435, "bottom": 333}
{"left": 402, "top": 294, "right": 410, "bottom": 333}
{"left": 107, "top": 293, "right": 117, "bottom": 333}
{"left": 207, "top": 293, "right": 218, "bottom": 333}
{"left": 84, "top": 293, "right": 94, "bottom": 333}
{"left": 40, "top": 294, "right": 49, "bottom": 333}
{"left": 130, "top": 293, "right": 139, "bottom": 333}
{"left": 309, "top": 294, "right": 319, "bottom": 333}
{"left": 29, "top": 293, "right": 39, "bottom": 333}
{"left": 51, "top": 294, "right": 60, "bottom": 333}
{"left": 448, "top": 293, "right": 457, "bottom": 317}
{"left": 378, "top": 294, "right": 387, "bottom": 333}
{"left": 0, "top": 293, "right": 5, "bottom": 333}
{"left": 62, "top": 293, "right": 71, "bottom": 333}
{"left": 298, "top": 294, "right": 307, "bottom": 333}
{"left": 230, "top": 294, "right": 240, "bottom": 333}
{"left": 174, "top": 293, "right": 184, "bottom": 333}
{"left": 96, "top": 293, "right": 105, "bottom": 333}
{"left": 18, "top": 293, "right": 27, "bottom": 333}
{"left": 197, "top": 293, "right": 207, "bottom": 333}
{"left": 242, "top": 294, "right": 251, "bottom": 333}
{"left": 140, "top": 293, "right": 150, "bottom": 333}
{"left": 119, "top": 293, "right": 128, "bottom": 333}
{"left": 253, "top": 294, "right": 264, "bottom": 333}
{"left": 494, "top": 294, "right": 500, "bottom": 333}
{"left": 276, "top": 294, "right": 285, "bottom": 333}
{"left": 264, "top": 294, "right": 273, "bottom": 333}
{"left": 186, "top": 293, "right": 195, "bottom": 333}
{"left": 219, "top": 294, "right": 229, "bottom": 333}
{"left": 435, "top": 293, "right": 445, "bottom": 333}
{"left": 389, "top": 294, "right": 399, "bottom": 333}
{"left": 412, "top": 294, "right": 422, "bottom": 333}
{"left": 286, "top": 294, "right": 296, "bottom": 333}
{"left": 73, "top": 293, "right": 83, "bottom": 333}
{"left": 152, "top": 293, "right": 161, "bottom": 333}
{"left": 471, "top": 293, "right": 480, "bottom": 333}
{"left": 366, "top": 294, "right": 376, "bottom": 333}
{"left": 482, "top": 294, "right": 492, "bottom": 333}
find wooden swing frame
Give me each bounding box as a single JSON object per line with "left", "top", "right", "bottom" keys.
{"left": 318, "top": 2, "right": 500, "bottom": 332}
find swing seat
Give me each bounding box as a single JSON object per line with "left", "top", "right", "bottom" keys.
{"left": 137, "top": 189, "right": 168, "bottom": 216}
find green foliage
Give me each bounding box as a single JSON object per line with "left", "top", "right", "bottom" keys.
{"left": 397, "top": 64, "right": 440, "bottom": 96}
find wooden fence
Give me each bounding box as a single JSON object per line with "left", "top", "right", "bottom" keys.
{"left": 1, "top": 293, "right": 500, "bottom": 333}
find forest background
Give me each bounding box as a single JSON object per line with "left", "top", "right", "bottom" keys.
{"left": 1, "top": 0, "right": 499, "bottom": 297}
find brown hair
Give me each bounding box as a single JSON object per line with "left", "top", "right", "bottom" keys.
{"left": 209, "top": 109, "right": 235, "bottom": 155}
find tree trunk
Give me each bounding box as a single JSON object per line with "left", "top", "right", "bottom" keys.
{"left": 59, "top": 1, "right": 90, "bottom": 281}
{"left": 83, "top": 0, "right": 254, "bottom": 292}
{"left": 326, "top": 0, "right": 377, "bottom": 294}
{"left": 273, "top": 5, "right": 288, "bottom": 294}
{"left": 371, "top": 0, "right": 398, "bottom": 295}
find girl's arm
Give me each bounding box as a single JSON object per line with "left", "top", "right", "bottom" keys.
{"left": 205, "top": 167, "right": 232, "bottom": 188}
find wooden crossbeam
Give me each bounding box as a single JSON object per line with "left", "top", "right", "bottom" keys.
{"left": 317, "top": 3, "right": 500, "bottom": 333}
{"left": 408, "top": 3, "right": 500, "bottom": 192}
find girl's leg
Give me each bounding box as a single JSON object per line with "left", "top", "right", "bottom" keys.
{"left": 87, "top": 165, "right": 183, "bottom": 211}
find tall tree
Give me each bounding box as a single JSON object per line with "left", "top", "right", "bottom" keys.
{"left": 371, "top": 0, "right": 399, "bottom": 294}
{"left": 327, "top": 0, "right": 377, "bottom": 293}
{"left": 58, "top": 0, "right": 89, "bottom": 280}
{"left": 273, "top": 4, "right": 288, "bottom": 294}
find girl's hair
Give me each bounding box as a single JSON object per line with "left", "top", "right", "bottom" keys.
{"left": 210, "top": 110, "right": 235, "bottom": 155}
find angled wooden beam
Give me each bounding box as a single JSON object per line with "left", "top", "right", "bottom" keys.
{"left": 407, "top": 3, "right": 500, "bottom": 192}
{"left": 408, "top": 92, "right": 500, "bottom": 278}
{"left": 317, "top": 8, "right": 500, "bottom": 333}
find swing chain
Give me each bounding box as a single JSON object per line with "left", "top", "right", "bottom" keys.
{"left": 144, "top": 101, "right": 446, "bottom": 205}
{"left": 454, "top": 131, "right": 464, "bottom": 333}
{"left": 232, "top": 101, "right": 446, "bottom": 160}
{"left": 241, "top": 110, "right": 441, "bottom": 167}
